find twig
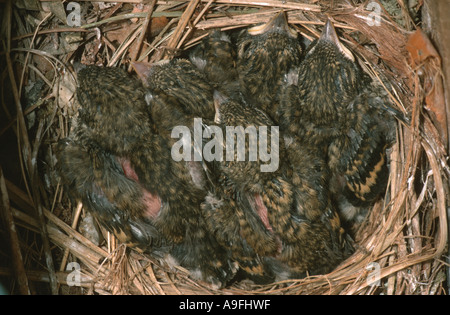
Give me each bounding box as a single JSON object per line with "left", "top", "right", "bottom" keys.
{"left": 142, "top": 18, "right": 178, "bottom": 63}
{"left": 10, "top": 48, "right": 70, "bottom": 70}
{"left": 0, "top": 267, "right": 97, "bottom": 289}
{"left": 80, "top": 11, "right": 183, "bottom": 29}
{"left": 163, "top": 270, "right": 183, "bottom": 294}
{"left": 421, "top": 139, "right": 448, "bottom": 259}
{"left": 5, "top": 0, "right": 57, "bottom": 294}
{"left": 128, "top": 0, "right": 157, "bottom": 71}
{"left": 146, "top": 264, "right": 165, "bottom": 295}
{"left": 0, "top": 167, "right": 30, "bottom": 295}
{"left": 107, "top": 24, "right": 141, "bottom": 66}
{"left": 0, "top": 93, "right": 52, "bottom": 139}
{"left": 29, "top": 105, "right": 59, "bottom": 295}
{"left": 59, "top": 202, "right": 84, "bottom": 274}
{"left": 176, "top": 0, "right": 215, "bottom": 50}
{"left": 43, "top": 207, "right": 109, "bottom": 259}
{"left": 40, "top": 0, "right": 321, "bottom": 11}
{"left": 4, "top": 6, "right": 33, "bottom": 180}
{"left": 203, "top": 0, "right": 320, "bottom": 11}
{"left": 12, "top": 28, "right": 90, "bottom": 41}
{"left": 30, "top": 171, "right": 59, "bottom": 294}
{"left": 193, "top": 9, "right": 353, "bottom": 30}
{"left": 164, "top": 0, "right": 201, "bottom": 57}
{"left": 18, "top": 12, "right": 52, "bottom": 101}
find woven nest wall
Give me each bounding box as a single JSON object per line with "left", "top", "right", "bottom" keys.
{"left": 0, "top": 0, "right": 449, "bottom": 295}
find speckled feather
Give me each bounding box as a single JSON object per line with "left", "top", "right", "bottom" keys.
{"left": 190, "top": 30, "right": 239, "bottom": 87}
{"left": 142, "top": 58, "right": 216, "bottom": 122}
{"left": 236, "top": 11, "right": 303, "bottom": 123}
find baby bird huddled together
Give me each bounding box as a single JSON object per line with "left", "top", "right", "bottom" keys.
{"left": 56, "top": 11, "right": 397, "bottom": 287}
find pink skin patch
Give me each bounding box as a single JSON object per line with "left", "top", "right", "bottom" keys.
{"left": 118, "top": 157, "right": 162, "bottom": 219}
{"left": 253, "top": 194, "right": 273, "bottom": 232}
{"left": 141, "top": 190, "right": 162, "bottom": 219}
{"left": 119, "top": 157, "right": 139, "bottom": 182}
{"left": 253, "top": 194, "right": 282, "bottom": 255}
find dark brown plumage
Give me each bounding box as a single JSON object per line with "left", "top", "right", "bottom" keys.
{"left": 135, "top": 58, "right": 216, "bottom": 124}
{"left": 56, "top": 138, "right": 168, "bottom": 253}
{"left": 57, "top": 65, "right": 236, "bottom": 287}
{"left": 279, "top": 20, "right": 396, "bottom": 226}
{"left": 57, "top": 65, "right": 171, "bottom": 254}
{"left": 190, "top": 30, "right": 239, "bottom": 87}
{"left": 236, "top": 11, "right": 303, "bottom": 123}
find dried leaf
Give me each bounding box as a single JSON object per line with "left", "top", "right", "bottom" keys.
{"left": 41, "top": 1, "right": 67, "bottom": 24}
{"left": 13, "top": 0, "right": 42, "bottom": 11}
{"left": 406, "top": 28, "right": 441, "bottom": 67}
{"left": 149, "top": 16, "right": 169, "bottom": 38}
{"left": 407, "top": 28, "right": 448, "bottom": 147}
{"left": 54, "top": 71, "right": 76, "bottom": 114}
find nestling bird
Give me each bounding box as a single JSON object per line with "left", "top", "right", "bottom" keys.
{"left": 57, "top": 65, "right": 236, "bottom": 287}
{"left": 201, "top": 88, "right": 352, "bottom": 282}
{"left": 236, "top": 11, "right": 303, "bottom": 123}
{"left": 133, "top": 58, "right": 217, "bottom": 203}
{"left": 279, "top": 20, "right": 396, "bottom": 226}
{"left": 56, "top": 137, "right": 169, "bottom": 254}
{"left": 57, "top": 65, "right": 171, "bottom": 254}
{"left": 134, "top": 58, "right": 216, "bottom": 126}
{"left": 133, "top": 58, "right": 220, "bottom": 201}
{"left": 189, "top": 30, "right": 239, "bottom": 88}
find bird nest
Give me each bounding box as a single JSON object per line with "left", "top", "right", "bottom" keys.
{"left": 0, "top": 0, "right": 449, "bottom": 295}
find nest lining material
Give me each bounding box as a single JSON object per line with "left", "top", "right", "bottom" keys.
{"left": 0, "top": 0, "right": 448, "bottom": 295}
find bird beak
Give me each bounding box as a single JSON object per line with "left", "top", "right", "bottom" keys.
{"left": 131, "top": 61, "right": 154, "bottom": 87}
{"left": 213, "top": 90, "right": 227, "bottom": 124}
{"left": 132, "top": 60, "right": 170, "bottom": 87}
{"left": 319, "top": 19, "right": 354, "bottom": 62}
{"left": 248, "top": 11, "right": 297, "bottom": 38}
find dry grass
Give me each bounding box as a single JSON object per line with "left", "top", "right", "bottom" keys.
{"left": 0, "top": 0, "right": 448, "bottom": 295}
